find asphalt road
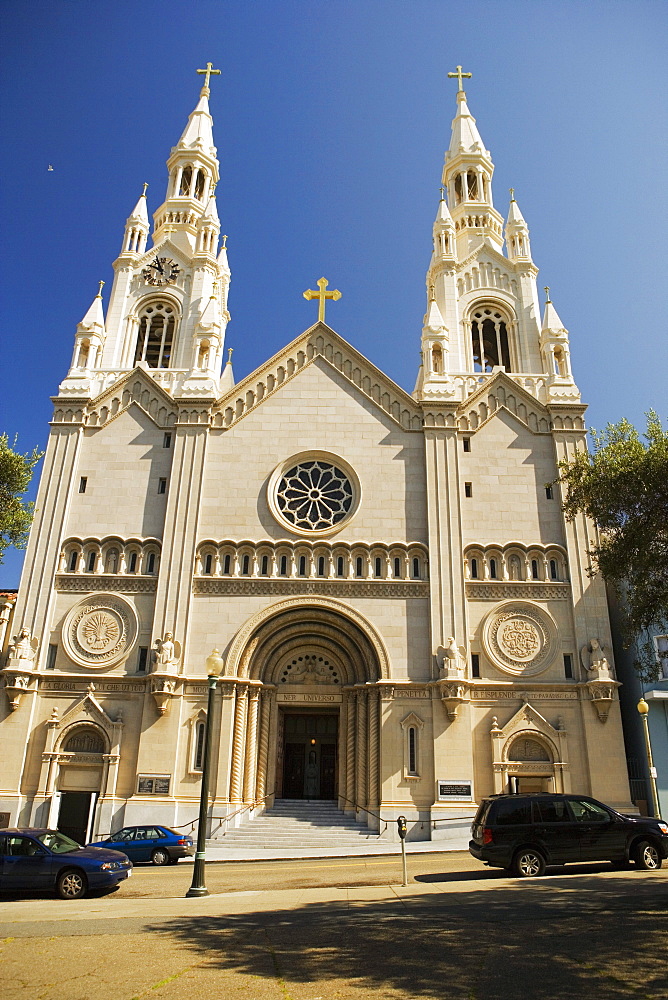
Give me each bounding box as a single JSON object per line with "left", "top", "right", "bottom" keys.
{"left": 1, "top": 854, "right": 667, "bottom": 1000}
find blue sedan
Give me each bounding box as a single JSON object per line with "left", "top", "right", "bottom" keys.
{"left": 0, "top": 829, "right": 132, "bottom": 899}
{"left": 91, "top": 825, "right": 194, "bottom": 865}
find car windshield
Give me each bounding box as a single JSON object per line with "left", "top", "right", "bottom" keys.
{"left": 36, "top": 831, "right": 82, "bottom": 854}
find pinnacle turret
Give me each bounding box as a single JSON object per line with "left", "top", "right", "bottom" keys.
{"left": 121, "top": 184, "right": 150, "bottom": 255}
{"left": 505, "top": 189, "right": 532, "bottom": 262}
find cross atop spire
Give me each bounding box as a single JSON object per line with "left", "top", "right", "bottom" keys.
{"left": 448, "top": 65, "right": 472, "bottom": 93}
{"left": 197, "top": 62, "right": 221, "bottom": 95}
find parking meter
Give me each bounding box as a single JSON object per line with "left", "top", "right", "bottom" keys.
{"left": 397, "top": 816, "right": 408, "bottom": 884}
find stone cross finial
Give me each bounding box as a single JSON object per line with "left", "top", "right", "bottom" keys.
{"left": 197, "top": 62, "right": 221, "bottom": 94}
{"left": 544, "top": 286, "right": 551, "bottom": 302}
{"left": 97, "top": 280, "right": 105, "bottom": 297}
{"left": 448, "top": 65, "right": 472, "bottom": 92}
{"left": 303, "top": 277, "right": 342, "bottom": 324}
{"left": 142, "top": 182, "right": 149, "bottom": 197}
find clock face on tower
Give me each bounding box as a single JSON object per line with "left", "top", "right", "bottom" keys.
{"left": 142, "top": 256, "right": 180, "bottom": 286}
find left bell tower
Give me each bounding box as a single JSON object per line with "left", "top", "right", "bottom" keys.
{"left": 59, "top": 63, "right": 231, "bottom": 400}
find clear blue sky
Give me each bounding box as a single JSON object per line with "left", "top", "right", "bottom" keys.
{"left": 1, "top": 0, "right": 666, "bottom": 587}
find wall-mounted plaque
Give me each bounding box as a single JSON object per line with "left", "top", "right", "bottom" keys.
{"left": 137, "top": 774, "right": 171, "bottom": 795}
{"left": 437, "top": 779, "right": 473, "bottom": 801}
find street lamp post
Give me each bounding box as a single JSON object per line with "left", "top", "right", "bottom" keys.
{"left": 637, "top": 697, "right": 661, "bottom": 818}
{"left": 186, "top": 648, "right": 224, "bottom": 898}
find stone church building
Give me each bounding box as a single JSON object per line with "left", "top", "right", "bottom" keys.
{"left": 1, "top": 70, "right": 631, "bottom": 846}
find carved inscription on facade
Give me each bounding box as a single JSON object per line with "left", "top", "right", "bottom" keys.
{"left": 277, "top": 692, "right": 342, "bottom": 704}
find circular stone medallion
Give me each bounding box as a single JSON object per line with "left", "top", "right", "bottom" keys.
{"left": 481, "top": 602, "right": 557, "bottom": 677}
{"left": 63, "top": 594, "right": 139, "bottom": 669}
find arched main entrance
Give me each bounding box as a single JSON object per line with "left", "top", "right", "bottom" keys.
{"left": 223, "top": 599, "right": 388, "bottom": 822}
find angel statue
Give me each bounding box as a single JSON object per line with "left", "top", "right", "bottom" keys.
{"left": 579, "top": 638, "right": 611, "bottom": 677}
{"left": 153, "top": 632, "right": 181, "bottom": 670}
{"left": 7, "top": 627, "right": 39, "bottom": 667}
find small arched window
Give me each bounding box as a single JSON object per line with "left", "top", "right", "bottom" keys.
{"left": 242, "top": 555, "right": 250, "bottom": 575}
{"left": 471, "top": 308, "right": 511, "bottom": 372}
{"left": 194, "top": 169, "right": 205, "bottom": 200}
{"left": 128, "top": 552, "right": 138, "bottom": 573}
{"left": 179, "top": 165, "right": 193, "bottom": 196}
{"left": 337, "top": 556, "right": 344, "bottom": 577}
{"left": 280, "top": 555, "right": 287, "bottom": 576}
{"left": 394, "top": 557, "right": 402, "bottom": 578}
{"left": 489, "top": 558, "right": 497, "bottom": 580}
{"left": 355, "top": 556, "right": 363, "bottom": 578}
{"left": 431, "top": 344, "right": 443, "bottom": 374}
{"left": 412, "top": 557, "right": 420, "bottom": 579}
{"left": 87, "top": 551, "right": 97, "bottom": 573}
{"left": 470, "top": 558, "right": 478, "bottom": 579}
{"left": 193, "top": 720, "right": 206, "bottom": 771}
{"left": 375, "top": 557, "right": 382, "bottom": 577}
{"left": 317, "top": 556, "right": 325, "bottom": 577}
{"left": 549, "top": 559, "right": 558, "bottom": 580}
{"left": 466, "top": 170, "right": 478, "bottom": 200}
{"left": 408, "top": 727, "right": 417, "bottom": 775}
{"left": 134, "top": 301, "right": 177, "bottom": 369}
{"left": 146, "top": 552, "right": 156, "bottom": 575}
{"left": 299, "top": 555, "right": 306, "bottom": 576}
{"left": 223, "top": 554, "right": 231, "bottom": 575}
{"left": 531, "top": 559, "right": 539, "bottom": 580}
{"left": 204, "top": 553, "right": 213, "bottom": 575}
{"left": 68, "top": 550, "right": 78, "bottom": 572}
{"left": 261, "top": 555, "right": 269, "bottom": 576}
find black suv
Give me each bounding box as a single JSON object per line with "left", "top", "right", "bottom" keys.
{"left": 469, "top": 793, "right": 668, "bottom": 877}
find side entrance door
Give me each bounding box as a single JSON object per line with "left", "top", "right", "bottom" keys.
{"left": 283, "top": 744, "right": 306, "bottom": 799}
{"left": 57, "top": 791, "right": 93, "bottom": 845}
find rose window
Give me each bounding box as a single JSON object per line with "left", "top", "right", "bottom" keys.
{"left": 275, "top": 461, "right": 354, "bottom": 531}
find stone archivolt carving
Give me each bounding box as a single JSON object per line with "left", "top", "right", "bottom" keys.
{"left": 482, "top": 602, "right": 557, "bottom": 677}
{"left": 62, "top": 594, "right": 138, "bottom": 669}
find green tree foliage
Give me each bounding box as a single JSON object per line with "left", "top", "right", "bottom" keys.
{"left": 558, "top": 411, "right": 668, "bottom": 678}
{"left": 0, "top": 434, "right": 43, "bottom": 564}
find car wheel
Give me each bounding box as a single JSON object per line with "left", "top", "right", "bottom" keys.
{"left": 56, "top": 869, "right": 87, "bottom": 899}
{"left": 633, "top": 840, "right": 662, "bottom": 871}
{"left": 512, "top": 848, "right": 546, "bottom": 878}
{"left": 151, "top": 848, "right": 170, "bottom": 866}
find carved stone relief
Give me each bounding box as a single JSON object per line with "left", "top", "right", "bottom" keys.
{"left": 481, "top": 601, "right": 557, "bottom": 677}
{"left": 62, "top": 594, "right": 139, "bottom": 669}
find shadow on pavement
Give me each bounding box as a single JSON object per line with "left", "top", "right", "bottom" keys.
{"left": 145, "top": 875, "right": 668, "bottom": 999}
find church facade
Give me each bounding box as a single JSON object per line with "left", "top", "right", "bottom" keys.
{"left": 1, "top": 70, "right": 631, "bottom": 846}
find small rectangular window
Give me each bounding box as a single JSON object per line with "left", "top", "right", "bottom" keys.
{"left": 464, "top": 482, "right": 472, "bottom": 497}
{"left": 471, "top": 653, "right": 480, "bottom": 678}
{"left": 137, "top": 647, "right": 149, "bottom": 673}
{"left": 163, "top": 433, "right": 172, "bottom": 448}
{"left": 280, "top": 555, "right": 287, "bottom": 576}
{"left": 147, "top": 553, "right": 156, "bottom": 574}
{"left": 337, "top": 556, "right": 344, "bottom": 577}
{"left": 47, "top": 644, "right": 58, "bottom": 670}
{"left": 412, "top": 557, "right": 420, "bottom": 579}
{"left": 394, "top": 557, "right": 401, "bottom": 578}
{"left": 408, "top": 727, "right": 417, "bottom": 775}
{"left": 463, "top": 438, "right": 471, "bottom": 452}
{"left": 563, "top": 653, "right": 573, "bottom": 679}
{"left": 545, "top": 485, "right": 553, "bottom": 500}
{"left": 298, "top": 555, "right": 306, "bottom": 576}
{"left": 79, "top": 477, "right": 87, "bottom": 494}
{"left": 223, "top": 554, "right": 231, "bottom": 575}
{"left": 158, "top": 478, "right": 167, "bottom": 494}
{"left": 375, "top": 557, "right": 382, "bottom": 577}
{"left": 317, "top": 556, "right": 325, "bottom": 577}
{"left": 261, "top": 555, "right": 269, "bottom": 576}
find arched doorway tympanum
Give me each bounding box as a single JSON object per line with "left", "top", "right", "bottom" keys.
{"left": 223, "top": 599, "right": 388, "bottom": 821}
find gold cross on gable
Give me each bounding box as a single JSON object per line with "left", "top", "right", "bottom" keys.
{"left": 303, "top": 277, "right": 342, "bottom": 323}
{"left": 197, "top": 62, "right": 221, "bottom": 92}
{"left": 448, "top": 65, "right": 472, "bottom": 92}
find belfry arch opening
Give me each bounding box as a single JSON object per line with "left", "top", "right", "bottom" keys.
{"left": 470, "top": 306, "right": 513, "bottom": 372}
{"left": 225, "top": 601, "right": 386, "bottom": 822}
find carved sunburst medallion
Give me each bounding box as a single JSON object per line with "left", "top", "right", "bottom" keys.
{"left": 63, "top": 594, "right": 139, "bottom": 669}
{"left": 481, "top": 602, "right": 557, "bottom": 677}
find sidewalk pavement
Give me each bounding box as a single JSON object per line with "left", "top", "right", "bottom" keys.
{"left": 204, "top": 837, "right": 465, "bottom": 862}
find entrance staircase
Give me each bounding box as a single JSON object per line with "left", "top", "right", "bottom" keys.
{"left": 213, "top": 799, "right": 380, "bottom": 853}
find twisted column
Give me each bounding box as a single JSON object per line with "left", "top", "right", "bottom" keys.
{"left": 255, "top": 688, "right": 273, "bottom": 803}
{"left": 243, "top": 688, "right": 261, "bottom": 803}
{"left": 345, "top": 690, "right": 356, "bottom": 808}
{"left": 229, "top": 684, "right": 248, "bottom": 802}
{"left": 367, "top": 688, "right": 379, "bottom": 809}
{"left": 355, "top": 687, "right": 368, "bottom": 809}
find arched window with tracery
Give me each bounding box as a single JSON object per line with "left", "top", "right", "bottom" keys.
{"left": 179, "top": 165, "right": 193, "bottom": 196}
{"left": 133, "top": 301, "right": 177, "bottom": 369}
{"left": 471, "top": 307, "right": 512, "bottom": 372}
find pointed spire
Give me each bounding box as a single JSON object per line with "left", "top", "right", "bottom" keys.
{"left": 424, "top": 288, "right": 446, "bottom": 333}
{"left": 506, "top": 188, "right": 526, "bottom": 225}
{"left": 217, "top": 233, "right": 230, "bottom": 272}
{"left": 202, "top": 194, "right": 220, "bottom": 224}
{"left": 448, "top": 90, "right": 487, "bottom": 156}
{"left": 220, "top": 347, "right": 235, "bottom": 391}
{"left": 127, "top": 184, "right": 149, "bottom": 225}
{"left": 505, "top": 188, "right": 532, "bottom": 262}
{"left": 541, "top": 287, "right": 568, "bottom": 334}
{"left": 435, "top": 188, "right": 454, "bottom": 225}
{"left": 178, "top": 92, "right": 216, "bottom": 156}
{"left": 78, "top": 282, "right": 105, "bottom": 333}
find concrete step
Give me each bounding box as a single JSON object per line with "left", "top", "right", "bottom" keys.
{"left": 212, "top": 798, "right": 378, "bottom": 849}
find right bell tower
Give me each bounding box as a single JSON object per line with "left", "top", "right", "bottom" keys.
{"left": 415, "top": 68, "right": 581, "bottom": 407}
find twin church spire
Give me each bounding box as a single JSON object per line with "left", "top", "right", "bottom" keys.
{"left": 64, "top": 65, "right": 577, "bottom": 409}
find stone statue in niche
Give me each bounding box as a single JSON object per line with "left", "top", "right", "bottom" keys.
{"left": 153, "top": 632, "right": 181, "bottom": 670}
{"left": 7, "top": 627, "right": 39, "bottom": 667}
{"left": 580, "top": 638, "right": 611, "bottom": 677}
{"left": 435, "top": 637, "right": 466, "bottom": 678}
